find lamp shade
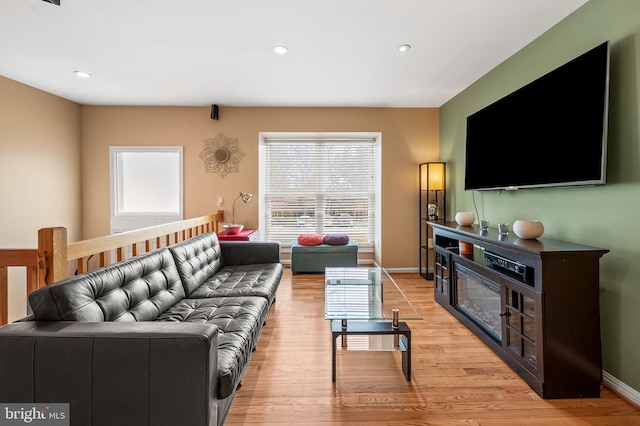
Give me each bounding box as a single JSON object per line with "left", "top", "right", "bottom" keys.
{"left": 239, "top": 192, "right": 252, "bottom": 203}
{"left": 427, "top": 163, "right": 445, "bottom": 191}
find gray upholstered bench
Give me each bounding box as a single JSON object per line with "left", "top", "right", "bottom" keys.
{"left": 290, "top": 240, "right": 358, "bottom": 273}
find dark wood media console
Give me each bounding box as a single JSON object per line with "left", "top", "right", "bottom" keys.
{"left": 429, "top": 221, "right": 608, "bottom": 399}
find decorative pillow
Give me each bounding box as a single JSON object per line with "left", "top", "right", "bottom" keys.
{"left": 323, "top": 233, "right": 349, "bottom": 246}
{"left": 297, "top": 234, "right": 325, "bottom": 246}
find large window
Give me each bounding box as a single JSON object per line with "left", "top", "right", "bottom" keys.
{"left": 259, "top": 133, "right": 380, "bottom": 248}
{"left": 110, "top": 146, "right": 183, "bottom": 234}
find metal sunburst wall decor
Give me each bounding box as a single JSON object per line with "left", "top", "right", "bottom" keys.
{"left": 199, "top": 133, "right": 245, "bottom": 178}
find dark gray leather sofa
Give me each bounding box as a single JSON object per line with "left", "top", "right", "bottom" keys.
{"left": 0, "top": 232, "right": 282, "bottom": 426}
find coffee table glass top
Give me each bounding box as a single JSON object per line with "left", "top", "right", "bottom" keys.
{"left": 324, "top": 267, "right": 422, "bottom": 321}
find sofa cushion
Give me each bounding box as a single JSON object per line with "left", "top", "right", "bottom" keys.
{"left": 323, "top": 233, "right": 350, "bottom": 245}
{"left": 297, "top": 234, "right": 324, "bottom": 246}
{"left": 186, "top": 263, "right": 283, "bottom": 304}
{"left": 29, "top": 248, "right": 185, "bottom": 321}
{"left": 169, "top": 232, "right": 224, "bottom": 296}
{"left": 157, "top": 296, "right": 269, "bottom": 399}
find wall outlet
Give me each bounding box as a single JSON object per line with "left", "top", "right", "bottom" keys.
{"left": 217, "top": 196, "right": 223, "bottom": 206}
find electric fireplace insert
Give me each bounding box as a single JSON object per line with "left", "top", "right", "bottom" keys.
{"left": 454, "top": 263, "right": 502, "bottom": 343}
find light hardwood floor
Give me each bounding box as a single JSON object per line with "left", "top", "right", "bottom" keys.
{"left": 226, "top": 269, "right": 640, "bottom": 425}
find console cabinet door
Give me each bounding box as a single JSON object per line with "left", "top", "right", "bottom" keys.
{"left": 434, "top": 246, "right": 450, "bottom": 305}
{"left": 502, "top": 280, "right": 543, "bottom": 381}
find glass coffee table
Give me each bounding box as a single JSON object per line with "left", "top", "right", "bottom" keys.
{"left": 324, "top": 267, "right": 422, "bottom": 381}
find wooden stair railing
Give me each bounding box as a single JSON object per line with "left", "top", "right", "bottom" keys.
{"left": 0, "top": 210, "right": 224, "bottom": 325}
{"left": 0, "top": 249, "right": 40, "bottom": 325}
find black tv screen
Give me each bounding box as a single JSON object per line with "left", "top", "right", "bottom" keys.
{"left": 464, "top": 41, "right": 610, "bottom": 191}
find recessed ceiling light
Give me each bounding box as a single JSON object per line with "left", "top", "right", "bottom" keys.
{"left": 396, "top": 44, "right": 411, "bottom": 53}
{"left": 74, "top": 70, "right": 92, "bottom": 78}
{"left": 273, "top": 45, "right": 288, "bottom": 55}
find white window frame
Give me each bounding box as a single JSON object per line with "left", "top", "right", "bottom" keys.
{"left": 258, "top": 132, "right": 382, "bottom": 254}
{"left": 109, "top": 146, "right": 184, "bottom": 234}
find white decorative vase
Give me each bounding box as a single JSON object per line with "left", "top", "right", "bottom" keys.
{"left": 513, "top": 220, "right": 544, "bottom": 239}
{"left": 455, "top": 212, "right": 475, "bottom": 226}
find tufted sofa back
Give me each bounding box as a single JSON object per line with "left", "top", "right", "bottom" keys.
{"left": 169, "top": 232, "right": 223, "bottom": 296}
{"left": 29, "top": 248, "right": 186, "bottom": 321}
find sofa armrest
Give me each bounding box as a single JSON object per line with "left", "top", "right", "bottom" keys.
{"left": 220, "top": 241, "right": 281, "bottom": 265}
{"left": 0, "top": 321, "right": 219, "bottom": 426}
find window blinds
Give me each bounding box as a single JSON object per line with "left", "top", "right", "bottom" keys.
{"left": 263, "top": 138, "right": 376, "bottom": 245}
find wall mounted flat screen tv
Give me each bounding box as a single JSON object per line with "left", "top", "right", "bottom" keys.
{"left": 464, "top": 41, "right": 610, "bottom": 191}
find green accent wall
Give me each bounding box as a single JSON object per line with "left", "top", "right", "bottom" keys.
{"left": 440, "top": 0, "right": 640, "bottom": 393}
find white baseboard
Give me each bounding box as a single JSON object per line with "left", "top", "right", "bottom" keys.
{"left": 383, "top": 267, "right": 420, "bottom": 273}
{"left": 282, "top": 259, "right": 375, "bottom": 268}
{"left": 603, "top": 370, "right": 640, "bottom": 407}
{"left": 283, "top": 264, "right": 420, "bottom": 273}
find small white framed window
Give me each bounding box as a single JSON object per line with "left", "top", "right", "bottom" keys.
{"left": 110, "top": 146, "right": 183, "bottom": 234}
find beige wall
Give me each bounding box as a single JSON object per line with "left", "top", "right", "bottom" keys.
{"left": 81, "top": 106, "right": 439, "bottom": 268}
{"left": 0, "top": 76, "right": 82, "bottom": 321}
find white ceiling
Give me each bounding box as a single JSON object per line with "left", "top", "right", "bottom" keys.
{"left": 0, "top": 0, "right": 587, "bottom": 107}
